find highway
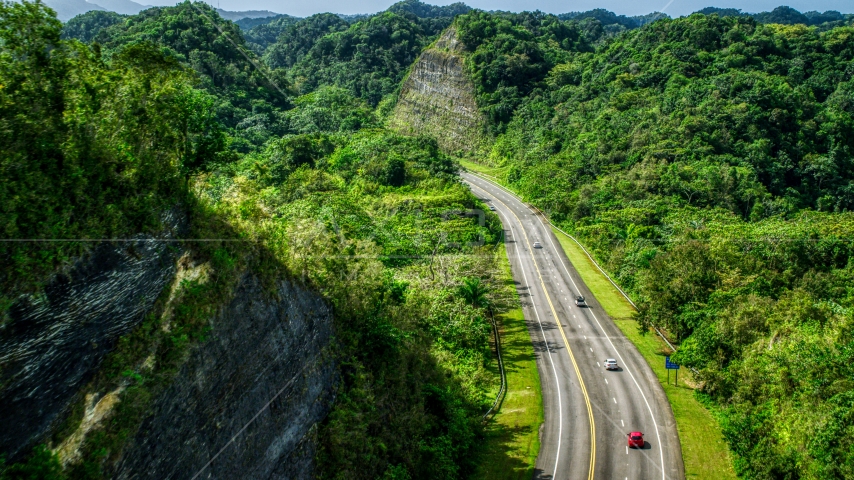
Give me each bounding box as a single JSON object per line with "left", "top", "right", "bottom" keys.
{"left": 462, "top": 172, "right": 685, "bottom": 480}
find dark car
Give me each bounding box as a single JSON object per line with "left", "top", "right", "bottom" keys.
{"left": 628, "top": 432, "right": 644, "bottom": 448}
{"left": 575, "top": 295, "right": 585, "bottom": 306}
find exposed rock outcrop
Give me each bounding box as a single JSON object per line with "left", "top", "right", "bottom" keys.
{"left": 1, "top": 209, "right": 337, "bottom": 479}
{"left": 389, "top": 27, "right": 486, "bottom": 154}
{"left": 112, "top": 274, "right": 336, "bottom": 480}
{"left": 0, "top": 209, "right": 188, "bottom": 460}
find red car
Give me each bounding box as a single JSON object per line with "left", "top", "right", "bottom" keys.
{"left": 627, "top": 432, "right": 644, "bottom": 448}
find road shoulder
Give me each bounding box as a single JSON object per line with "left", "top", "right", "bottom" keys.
{"left": 550, "top": 229, "right": 736, "bottom": 480}
{"left": 472, "top": 243, "right": 544, "bottom": 480}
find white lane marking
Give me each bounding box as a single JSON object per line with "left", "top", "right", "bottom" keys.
{"left": 469, "top": 173, "right": 668, "bottom": 480}
{"left": 622, "top": 419, "right": 624, "bottom": 427}
{"left": 517, "top": 187, "right": 669, "bottom": 480}
{"left": 597, "top": 362, "right": 600, "bottom": 367}
{"left": 626, "top": 446, "right": 629, "bottom": 455}
{"left": 605, "top": 378, "right": 609, "bottom": 384}
{"left": 613, "top": 397, "right": 617, "bottom": 404}
{"left": 584, "top": 336, "right": 587, "bottom": 340}
{"left": 590, "top": 348, "right": 593, "bottom": 352}
{"left": 578, "top": 324, "right": 581, "bottom": 328}
{"left": 473, "top": 183, "right": 565, "bottom": 479}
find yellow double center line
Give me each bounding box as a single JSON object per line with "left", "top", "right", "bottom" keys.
{"left": 476, "top": 184, "right": 596, "bottom": 480}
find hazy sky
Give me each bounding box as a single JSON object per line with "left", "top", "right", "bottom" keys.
{"left": 150, "top": 0, "right": 854, "bottom": 18}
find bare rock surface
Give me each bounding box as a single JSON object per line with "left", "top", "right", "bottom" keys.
{"left": 389, "top": 27, "right": 486, "bottom": 153}
{"left": 0, "top": 209, "right": 187, "bottom": 460}
{"left": 112, "top": 274, "right": 336, "bottom": 480}
{"left": 1, "top": 208, "right": 337, "bottom": 480}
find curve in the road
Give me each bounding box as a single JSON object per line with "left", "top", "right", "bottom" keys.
{"left": 492, "top": 193, "right": 567, "bottom": 479}
{"left": 480, "top": 184, "right": 597, "bottom": 480}
{"left": 464, "top": 172, "right": 685, "bottom": 480}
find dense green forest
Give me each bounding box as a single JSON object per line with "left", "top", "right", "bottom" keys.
{"left": 698, "top": 6, "right": 854, "bottom": 30}
{"left": 460, "top": 10, "right": 854, "bottom": 479}
{"left": 1, "top": 1, "right": 508, "bottom": 479}
{"left": 90, "top": 3, "right": 291, "bottom": 150}
{"left": 60, "top": 10, "right": 123, "bottom": 42}
{"left": 0, "top": 0, "right": 220, "bottom": 296}
{"left": 239, "top": 14, "right": 299, "bottom": 54}
{"left": 196, "top": 130, "right": 507, "bottom": 479}
{"left": 8, "top": 0, "right": 854, "bottom": 477}
{"left": 261, "top": 13, "right": 350, "bottom": 69}
{"left": 278, "top": 4, "right": 463, "bottom": 104}
{"left": 253, "top": 0, "right": 468, "bottom": 104}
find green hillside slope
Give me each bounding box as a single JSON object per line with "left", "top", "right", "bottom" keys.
{"left": 458, "top": 10, "right": 854, "bottom": 478}
{"left": 1, "top": 3, "right": 517, "bottom": 479}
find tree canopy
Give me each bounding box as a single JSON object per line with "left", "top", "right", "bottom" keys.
{"left": 467, "top": 9, "right": 854, "bottom": 477}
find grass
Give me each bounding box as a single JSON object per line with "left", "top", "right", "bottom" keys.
{"left": 550, "top": 229, "right": 737, "bottom": 480}
{"left": 459, "top": 159, "right": 737, "bottom": 479}
{"left": 472, "top": 242, "right": 543, "bottom": 480}
{"left": 458, "top": 158, "right": 509, "bottom": 181}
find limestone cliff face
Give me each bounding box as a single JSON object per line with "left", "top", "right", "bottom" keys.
{"left": 389, "top": 27, "right": 486, "bottom": 154}
{"left": 113, "top": 275, "right": 335, "bottom": 480}
{"left": 0, "top": 212, "right": 337, "bottom": 479}
{"left": 0, "top": 209, "right": 188, "bottom": 460}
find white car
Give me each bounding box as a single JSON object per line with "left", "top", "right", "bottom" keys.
{"left": 604, "top": 359, "right": 618, "bottom": 370}
{"left": 488, "top": 205, "right": 496, "bottom": 211}
{"left": 533, "top": 241, "right": 542, "bottom": 248}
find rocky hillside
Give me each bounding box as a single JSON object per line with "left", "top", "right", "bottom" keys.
{"left": 389, "top": 27, "right": 485, "bottom": 155}
{"left": 0, "top": 214, "right": 337, "bottom": 477}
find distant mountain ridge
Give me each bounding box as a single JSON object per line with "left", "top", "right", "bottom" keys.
{"left": 45, "top": 0, "right": 283, "bottom": 22}
{"left": 214, "top": 8, "right": 280, "bottom": 21}
{"left": 696, "top": 6, "right": 852, "bottom": 27}
{"left": 235, "top": 13, "right": 298, "bottom": 30}
{"left": 42, "top": 0, "right": 150, "bottom": 21}
{"left": 55, "top": 0, "right": 854, "bottom": 27}
{"left": 43, "top": 0, "right": 104, "bottom": 21}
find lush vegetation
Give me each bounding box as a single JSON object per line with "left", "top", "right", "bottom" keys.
{"left": 239, "top": 14, "right": 300, "bottom": 54}
{"left": 455, "top": 11, "right": 591, "bottom": 133}
{"left": 0, "top": 0, "right": 223, "bottom": 298}
{"left": 388, "top": 0, "right": 470, "bottom": 19}
{"left": 194, "top": 128, "right": 512, "bottom": 479}
{"left": 698, "top": 6, "right": 854, "bottom": 30}
{"left": 89, "top": 3, "right": 292, "bottom": 151}
{"left": 257, "top": 0, "right": 468, "bottom": 105}
{"left": 558, "top": 9, "right": 669, "bottom": 41}
{"left": 464, "top": 9, "right": 854, "bottom": 479}
{"left": 284, "top": 11, "right": 443, "bottom": 104}
{"left": 262, "top": 13, "right": 350, "bottom": 69}
{"left": 60, "top": 10, "right": 123, "bottom": 42}
{"left": 234, "top": 13, "right": 293, "bottom": 30}
{"left": 2, "top": 2, "right": 519, "bottom": 479}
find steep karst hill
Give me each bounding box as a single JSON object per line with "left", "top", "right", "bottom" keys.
{"left": 389, "top": 27, "right": 486, "bottom": 154}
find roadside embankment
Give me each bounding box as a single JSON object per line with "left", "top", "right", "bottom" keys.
{"left": 473, "top": 243, "right": 543, "bottom": 480}
{"left": 461, "top": 159, "right": 737, "bottom": 480}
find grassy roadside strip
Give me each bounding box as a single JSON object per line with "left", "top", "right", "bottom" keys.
{"left": 459, "top": 158, "right": 736, "bottom": 479}
{"left": 473, "top": 242, "right": 544, "bottom": 480}
{"left": 551, "top": 229, "right": 736, "bottom": 480}
{"left": 459, "top": 159, "right": 509, "bottom": 181}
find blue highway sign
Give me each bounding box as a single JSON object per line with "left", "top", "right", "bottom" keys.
{"left": 665, "top": 356, "right": 680, "bottom": 370}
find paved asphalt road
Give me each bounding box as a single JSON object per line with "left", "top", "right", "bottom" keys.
{"left": 463, "top": 173, "right": 685, "bottom": 480}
